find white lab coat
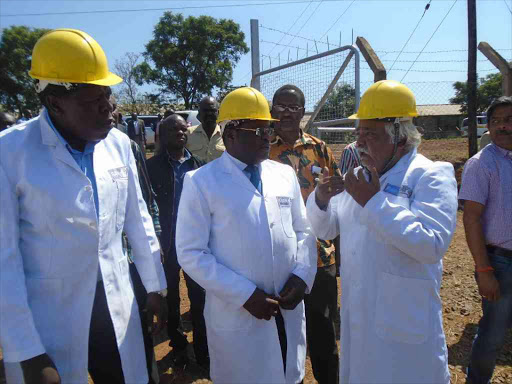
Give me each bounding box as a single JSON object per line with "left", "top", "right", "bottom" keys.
{"left": 176, "top": 152, "right": 317, "bottom": 384}
{"left": 0, "top": 111, "right": 166, "bottom": 384}
{"left": 306, "top": 149, "right": 457, "bottom": 384}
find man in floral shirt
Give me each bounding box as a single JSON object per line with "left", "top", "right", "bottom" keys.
{"left": 270, "top": 84, "right": 340, "bottom": 384}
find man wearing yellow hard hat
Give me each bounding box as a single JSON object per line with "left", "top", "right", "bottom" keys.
{"left": 0, "top": 29, "right": 167, "bottom": 384}
{"left": 306, "top": 80, "right": 458, "bottom": 383}
{"left": 175, "top": 87, "right": 317, "bottom": 384}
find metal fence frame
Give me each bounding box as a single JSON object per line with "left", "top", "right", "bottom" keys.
{"left": 250, "top": 45, "right": 360, "bottom": 131}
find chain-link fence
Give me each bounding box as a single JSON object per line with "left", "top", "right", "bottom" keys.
{"left": 252, "top": 45, "right": 359, "bottom": 131}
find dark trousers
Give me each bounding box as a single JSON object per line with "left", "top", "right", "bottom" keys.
{"left": 275, "top": 307, "right": 304, "bottom": 384}
{"left": 129, "top": 262, "right": 159, "bottom": 384}
{"left": 88, "top": 281, "right": 125, "bottom": 384}
{"left": 165, "top": 246, "right": 209, "bottom": 365}
{"left": 304, "top": 264, "right": 339, "bottom": 384}
{"left": 467, "top": 248, "right": 512, "bottom": 384}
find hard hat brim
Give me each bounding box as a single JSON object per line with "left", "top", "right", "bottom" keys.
{"left": 348, "top": 111, "right": 418, "bottom": 120}
{"left": 29, "top": 71, "right": 123, "bottom": 87}
{"left": 217, "top": 117, "right": 279, "bottom": 123}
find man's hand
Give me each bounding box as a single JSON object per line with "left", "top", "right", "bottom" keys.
{"left": 277, "top": 275, "right": 307, "bottom": 310}
{"left": 315, "top": 167, "right": 345, "bottom": 210}
{"left": 146, "top": 292, "right": 166, "bottom": 336}
{"left": 344, "top": 166, "right": 380, "bottom": 207}
{"left": 243, "top": 288, "right": 279, "bottom": 320}
{"left": 476, "top": 271, "right": 501, "bottom": 301}
{"left": 21, "top": 353, "right": 61, "bottom": 384}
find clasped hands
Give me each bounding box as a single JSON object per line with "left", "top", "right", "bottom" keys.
{"left": 243, "top": 275, "right": 307, "bottom": 320}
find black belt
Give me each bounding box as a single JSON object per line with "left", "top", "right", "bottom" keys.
{"left": 486, "top": 245, "right": 512, "bottom": 257}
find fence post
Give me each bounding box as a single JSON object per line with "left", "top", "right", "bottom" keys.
{"left": 356, "top": 36, "right": 386, "bottom": 82}
{"left": 478, "top": 41, "right": 512, "bottom": 96}
{"left": 250, "top": 19, "right": 261, "bottom": 90}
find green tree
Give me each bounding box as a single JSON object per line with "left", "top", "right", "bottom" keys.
{"left": 315, "top": 83, "right": 356, "bottom": 121}
{"left": 0, "top": 26, "right": 50, "bottom": 115}
{"left": 136, "top": 12, "right": 249, "bottom": 109}
{"left": 449, "top": 73, "right": 502, "bottom": 114}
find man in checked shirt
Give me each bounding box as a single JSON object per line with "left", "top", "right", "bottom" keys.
{"left": 270, "top": 84, "right": 340, "bottom": 384}
{"left": 460, "top": 96, "right": 512, "bottom": 384}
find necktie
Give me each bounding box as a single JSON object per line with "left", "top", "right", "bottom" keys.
{"left": 245, "top": 164, "right": 262, "bottom": 194}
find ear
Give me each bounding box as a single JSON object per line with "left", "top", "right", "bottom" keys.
{"left": 46, "top": 94, "right": 65, "bottom": 116}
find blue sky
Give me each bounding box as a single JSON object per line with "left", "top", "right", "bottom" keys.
{"left": 1, "top": 0, "right": 511, "bottom": 105}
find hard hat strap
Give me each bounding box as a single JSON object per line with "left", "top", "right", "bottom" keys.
{"left": 379, "top": 118, "right": 400, "bottom": 175}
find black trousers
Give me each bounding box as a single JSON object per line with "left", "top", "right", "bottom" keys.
{"left": 88, "top": 281, "right": 125, "bottom": 384}
{"left": 165, "top": 246, "right": 209, "bottom": 365}
{"left": 304, "top": 264, "right": 339, "bottom": 384}
{"left": 129, "top": 262, "right": 159, "bottom": 384}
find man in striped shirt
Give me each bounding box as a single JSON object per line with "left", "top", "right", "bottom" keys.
{"left": 459, "top": 96, "right": 512, "bottom": 384}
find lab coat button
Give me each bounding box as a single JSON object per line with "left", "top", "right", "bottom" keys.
{"left": 85, "top": 186, "right": 92, "bottom": 192}
{"left": 270, "top": 222, "right": 274, "bottom": 228}
{"left": 89, "top": 222, "right": 96, "bottom": 229}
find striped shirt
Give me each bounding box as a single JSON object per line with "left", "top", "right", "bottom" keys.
{"left": 459, "top": 143, "right": 512, "bottom": 250}
{"left": 339, "top": 141, "right": 362, "bottom": 175}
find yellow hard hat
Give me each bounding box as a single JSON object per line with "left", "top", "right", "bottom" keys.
{"left": 349, "top": 80, "right": 418, "bottom": 120}
{"left": 217, "top": 87, "right": 278, "bottom": 123}
{"left": 29, "top": 29, "right": 122, "bottom": 86}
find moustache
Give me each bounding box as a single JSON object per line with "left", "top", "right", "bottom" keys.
{"left": 496, "top": 130, "right": 512, "bottom": 135}
{"left": 357, "top": 147, "right": 369, "bottom": 155}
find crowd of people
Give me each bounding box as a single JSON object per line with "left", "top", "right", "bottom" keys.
{"left": 0, "top": 28, "right": 511, "bottom": 384}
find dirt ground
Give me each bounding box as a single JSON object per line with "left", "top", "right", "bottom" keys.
{"left": 1, "top": 138, "right": 511, "bottom": 384}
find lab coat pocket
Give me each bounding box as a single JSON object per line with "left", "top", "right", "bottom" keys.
{"left": 277, "top": 196, "right": 294, "bottom": 238}
{"left": 209, "top": 294, "right": 252, "bottom": 331}
{"left": 375, "top": 272, "right": 431, "bottom": 344}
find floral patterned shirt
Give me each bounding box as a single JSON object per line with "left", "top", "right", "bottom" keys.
{"left": 270, "top": 131, "right": 341, "bottom": 267}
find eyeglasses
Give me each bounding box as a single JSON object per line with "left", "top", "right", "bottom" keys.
{"left": 273, "top": 104, "right": 304, "bottom": 113}
{"left": 237, "top": 127, "right": 275, "bottom": 137}
{"left": 490, "top": 116, "right": 512, "bottom": 125}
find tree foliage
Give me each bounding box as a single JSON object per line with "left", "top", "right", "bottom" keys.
{"left": 316, "top": 83, "right": 356, "bottom": 121}
{"left": 136, "top": 12, "right": 249, "bottom": 109}
{"left": 113, "top": 52, "right": 145, "bottom": 113}
{"left": 449, "top": 73, "right": 503, "bottom": 114}
{"left": 0, "top": 26, "right": 50, "bottom": 114}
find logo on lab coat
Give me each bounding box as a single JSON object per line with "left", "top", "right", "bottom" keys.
{"left": 108, "top": 166, "right": 128, "bottom": 181}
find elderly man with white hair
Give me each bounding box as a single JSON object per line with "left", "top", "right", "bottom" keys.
{"left": 306, "top": 80, "right": 458, "bottom": 384}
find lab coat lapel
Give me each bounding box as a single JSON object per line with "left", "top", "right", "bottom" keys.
{"left": 40, "top": 112, "right": 84, "bottom": 174}
{"left": 220, "top": 152, "right": 261, "bottom": 195}
{"left": 380, "top": 148, "right": 416, "bottom": 181}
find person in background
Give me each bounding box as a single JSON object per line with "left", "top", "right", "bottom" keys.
{"left": 0, "top": 28, "right": 167, "bottom": 384}
{"left": 176, "top": 87, "right": 317, "bottom": 384}
{"left": 155, "top": 109, "right": 175, "bottom": 153}
{"left": 16, "top": 109, "right": 33, "bottom": 124}
{"left": 338, "top": 141, "right": 361, "bottom": 175}
{"left": 186, "top": 96, "right": 225, "bottom": 163}
{"left": 147, "top": 115, "right": 209, "bottom": 372}
{"left": 128, "top": 112, "right": 146, "bottom": 155}
{"left": 459, "top": 96, "right": 512, "bottom": 384}
{"left": 307, "top": 80, "right": 457, "bottom": 384}
{"left": 270, "top": 84, "right": 340, "bottom": 384}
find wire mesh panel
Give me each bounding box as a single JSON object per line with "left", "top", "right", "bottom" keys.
{"left": 252, "top": 45, "right": 359, "bottom": 130}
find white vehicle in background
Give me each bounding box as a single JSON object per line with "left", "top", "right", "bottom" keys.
{"left": 176, "top": 110, "right": 200, "bottom": 127}
{"left": 460, "top": 116, "right": 488, "bottom": 137}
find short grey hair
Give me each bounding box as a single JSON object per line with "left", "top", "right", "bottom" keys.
{"left": 384, "top": 119, "right": 422, "bottom": 152}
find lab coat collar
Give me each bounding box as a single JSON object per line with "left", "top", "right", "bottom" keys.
{"left": 221, "top": 151, "right": 264, "bottom": 196}
{"left": 380, "top": 147, "right": 417, "bottom": 180}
